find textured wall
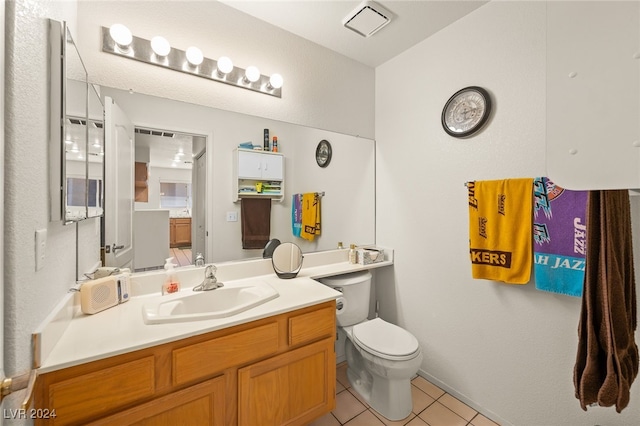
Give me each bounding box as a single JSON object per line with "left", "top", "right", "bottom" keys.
{"left": 4, "top": 0, "right": 86, "bottom": 377}
{"left": 76, "top": 0, "right": 375, "bottom": 139}
{"left": 375, "top": 2, "right": 640, "bottom": 425}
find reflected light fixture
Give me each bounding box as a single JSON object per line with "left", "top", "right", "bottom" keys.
{"left": 109, "top": 24, "right": 132, "bottom": 49}
{"left": 216, "top": 56, "right": 233, "bottom": 76}
{"left": 150, "top": 36, "right": 171, "bottom": 57}
{"left": 268, "top": 73, "right": 284, "bottom": 90}
{"left": 101, "top": 26, "right": 282, "bottom": 97}
{"left": 244, "top": 66, "right": 260, "bottom": 83}
{"left": 186, "top": 46, "right": 204, "bottom": 66}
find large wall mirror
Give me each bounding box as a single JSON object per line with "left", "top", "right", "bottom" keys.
{"left": 99, "top": 87, "right": 375, "bottom": 270}
{"left": 49, "top": 20, "right": 104, "bottom": 223}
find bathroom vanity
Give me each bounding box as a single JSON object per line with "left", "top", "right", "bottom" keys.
{"left": 34, "top": 301, "right": 335, "bottom": 425}
{"left": 31, "top": 248, "right": 393, "bottom": 425}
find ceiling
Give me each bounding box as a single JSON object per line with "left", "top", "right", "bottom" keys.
{"left": 219, "top": 0, "right": 488, "bottom": 67}
{"left": 135, "top": 131, "right": 194, "bottom": 170}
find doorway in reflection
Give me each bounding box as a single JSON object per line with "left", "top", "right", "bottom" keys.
{"left": 132, "top": 127, "right": 207, "bottom": 271}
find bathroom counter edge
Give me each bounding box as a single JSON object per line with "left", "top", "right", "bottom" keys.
{"left": 34, "top": 247, "right": 393, "bottom": 373}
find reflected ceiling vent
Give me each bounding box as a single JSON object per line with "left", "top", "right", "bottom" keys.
{"left": 67, "top": 118, "right": 86, "bottom": 126}
{"left": 343, "top": 1, "right": 393, "bottom": 38}
{"left": 135, "top": 128, "right": 175, "bottom": 138}
{"left": 66, "top": 118, "right": 104, "bottom": 129}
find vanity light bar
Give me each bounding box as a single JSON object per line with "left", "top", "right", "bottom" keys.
{"left": 100, "top": 26, "right": 282, "bottom": 98}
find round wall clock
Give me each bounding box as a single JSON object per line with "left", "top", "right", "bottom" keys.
{"left": 441, "top": 86, "right": 491, "bottom": 138}
{"left": 315, "top": 140, "right": 332, "bottom": 168}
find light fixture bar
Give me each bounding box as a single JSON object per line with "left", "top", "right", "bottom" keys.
{"left": 101, "top": 27, "right": 282, "bottom": 98}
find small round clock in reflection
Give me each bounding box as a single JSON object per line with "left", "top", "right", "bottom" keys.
{"left": 315, "top": 139, "right": 332, "bottom": 168}
{"left": 441, "top": 86, "right": 491, "bottom": 138}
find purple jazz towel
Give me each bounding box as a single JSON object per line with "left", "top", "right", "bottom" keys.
{"left": 533, "top": 177, "right": 588, "bottom": 297}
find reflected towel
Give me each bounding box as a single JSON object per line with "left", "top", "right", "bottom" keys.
{"left": 292, "top": 194, "right": 302, "bottom": 238}
{"left": 468, "top": 178, "right": 533, "bottom": 284}
{"left": 241, "top": 198, "right": 271, "bottom": 249}
{"left": 300, "top": 192, "right": 321, "bottom": 241}
{"left": 574, "top": 190, "right": 638, "bottom": 413}
{"left": 533, "top": 177, "right": 588, "bottom": 297}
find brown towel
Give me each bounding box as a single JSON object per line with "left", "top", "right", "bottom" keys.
{"left": 241, "top": 198, "right": 271, "bottom": 249}
{"left": 574, "top": 190, "right": 638, "bottom": 412}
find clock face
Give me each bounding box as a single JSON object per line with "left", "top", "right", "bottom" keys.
{"left": 441, "top": 86, "right": 491, "bottom": 138}
{"left": 315, "top": 140, "right": 332, "bottom": 167}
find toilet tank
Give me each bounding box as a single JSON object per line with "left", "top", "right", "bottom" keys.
{"left": 319, "top": 271, "right": 371, "bottom": 327}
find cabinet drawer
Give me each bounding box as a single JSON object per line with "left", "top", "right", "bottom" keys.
{"left": 87, "top": 376, "right": 225, "bottom": 426}
{"left": 288, "top": 306, "right": 335, "bottom": 347}
{"left": 173, "top": 322, "right": 279, "bottom": 386}
{"left": 49, "top": 356, "right": 155, "bottom": 425}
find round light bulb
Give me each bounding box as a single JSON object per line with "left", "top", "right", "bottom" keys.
{"left": 245, "top": 66, "right": 261, "bottom": 83}
{"left": 150, "top": 36, "right": 171, "bottom": 57}
{"left": 217, "top": 56, "right": 233, "bottom": 75}
{"left": 186, "top": 46, "right": 203, "bottom": 66}
{"left": 109, "top": 24, "right": 132, "bottom": 48}
{"left": 268, "top": 73, "right": 284, "bottom": 89}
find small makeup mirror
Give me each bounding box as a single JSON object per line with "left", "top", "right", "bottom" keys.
{"left": 272, "top": 242, "right": 303, "bottom": 279}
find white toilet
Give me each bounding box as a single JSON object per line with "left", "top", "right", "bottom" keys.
{"left": 320, "top": 271, "right": 423, "bottom": 421}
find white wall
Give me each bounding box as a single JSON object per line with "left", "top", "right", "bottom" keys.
{"left": 76, "top": 0, "right": 375, "bottom": 139}
{"left": 375, "top": 2, "right": 640, "bottom": 425}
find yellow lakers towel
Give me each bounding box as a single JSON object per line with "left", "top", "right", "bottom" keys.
{"left": 301, "top": 192, "right": 321, "bottom": 241}
{"left": 468, "top": 178, "right": 533, "bottom": 284}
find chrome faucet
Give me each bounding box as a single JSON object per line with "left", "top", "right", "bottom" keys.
{"left": 193, "top": 264, "right": 223, "bottom": 291}
{"left": 194, "top": 253, "right": 205, "bottom": 267}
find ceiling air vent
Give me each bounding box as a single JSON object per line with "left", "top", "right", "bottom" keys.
{"left": 343, "top": 1, "right": 393, "bottom": 38}
{"left": 135, "top": 128, "right": 175, "bottom": 138}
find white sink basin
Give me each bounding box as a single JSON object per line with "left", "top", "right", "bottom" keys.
{"left": 142, "top": 280, "right": 279, "bottom": 324}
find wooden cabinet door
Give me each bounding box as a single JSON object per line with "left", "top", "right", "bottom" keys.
{"left": 238, "top": 338, "right": 335, "bottom": 426}
{"left": 88, "top": 377, "right": 225, "bottom": 426}
{"left": 134, "top": 162, "right": 148, "bottom": 202}
{"left": 173, "top": 218, "right": 191, "bottom": 247}
{"left": 169, "top": 218, "right": 176, "bottom": 247}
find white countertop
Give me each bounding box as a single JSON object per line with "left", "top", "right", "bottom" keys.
{"left": 34, "top": 248, "right": 393, "bottom": 373}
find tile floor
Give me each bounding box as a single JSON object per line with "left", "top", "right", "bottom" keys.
{"left": 309, "top": 363, "right": 500, "bottom": 426}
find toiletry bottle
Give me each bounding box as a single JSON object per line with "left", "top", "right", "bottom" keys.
{"left": 349, "top": 244, "right": 357, "bottom": 264}
{"left": 337, "top": 241, "right": 344, "bottom": 249}
{"left": 264, "top": 129, "right": 269, "bottom": 150}
{"left": 162, "top": 257, "right": 181, "bottom": 294}
{"left": 272, "top": 136, "right": 278, "bottom": 152}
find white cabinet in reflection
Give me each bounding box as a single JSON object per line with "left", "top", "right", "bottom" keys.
{"left": 234, "top": 149, "right": 284, "bottom": 201}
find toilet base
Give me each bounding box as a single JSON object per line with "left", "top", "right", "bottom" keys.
{"left": 344, "top": 338, "right": 419, "bottom": 421}
{"left": 347, "top": 366, "right": 413, "bottom": 421}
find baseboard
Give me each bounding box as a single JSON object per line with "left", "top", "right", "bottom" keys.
{"left": 416, "top": 368, "right": 513, "bottom": 426}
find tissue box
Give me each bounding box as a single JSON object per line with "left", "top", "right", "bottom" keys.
{"left": 357, "top": 248, "right": 384, "bottom": 265}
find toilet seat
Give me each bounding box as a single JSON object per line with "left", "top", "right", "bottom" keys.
{"left": 352, "top": 318, "right": 420, "bottom": 361}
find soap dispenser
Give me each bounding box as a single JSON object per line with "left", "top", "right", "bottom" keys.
{"left": 162, "top": 257, "right": 181, "bottom": 295}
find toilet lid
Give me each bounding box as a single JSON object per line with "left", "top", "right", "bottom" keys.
{"left": 352, "top": 318, "right": 420, "bottom": 360}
